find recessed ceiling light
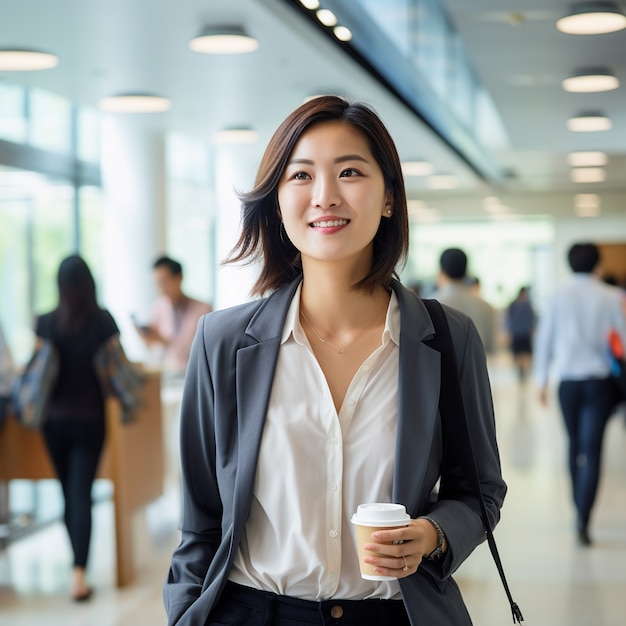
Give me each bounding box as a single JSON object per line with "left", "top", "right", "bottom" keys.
{"left": 562, "top": 68, "right": 620, "bottom": 92}
{"left": 567, "top": 151, "right": 608, "bottom": 166}
{"left": 298, "top": 0, "right": 320, "bottom": 9}
{"left": 213, "top": 127, "right": 258, "bottom": 144}
{"left": 402, "top": 161, "right": 434, "bottom": 177}
{"left": 575, "top": 203, "right": 601, "bottom": 217}
{"left": 570, "top": 167, "right": 607, "bottom": 183}
{"left": 557, "top": 2, "right": 626, "bottom": 35}
{"left": 567, "top": 112, "right": 611, "bottom": 132}
{"left": 316, "top": 9, "right": 338, "bottom": 27}
{"left": 98, "top": 94, "right": 172, "bottom": 113}
{"left": 428, "top": 174, "right": 457, "bottom": 190}
{"left": 333, "top": 26, "right": 353, "bottom": 41}
{"left": 575, "top": 193, "right": 601, "bottom": 208}
{"left": 189, "top": 26, "right": 258, "bottom": 54}
{"left": 0, "top": 48, "right": 59, "bottom": 71}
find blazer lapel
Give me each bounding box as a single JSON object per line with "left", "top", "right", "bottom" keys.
{"left": 231, "top": 279, "right": 301, "bottom": 535}
{"left": 392, "top": 282, "right": 442, "bottom": 517}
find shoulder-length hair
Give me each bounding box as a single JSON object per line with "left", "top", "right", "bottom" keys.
{"left": 56, "top": 255, "right": 99, "bottom": 334}
{"left": 224, "top": 95, "right": 409, "bottom": 296}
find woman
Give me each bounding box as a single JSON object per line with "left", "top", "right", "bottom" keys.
{"left": 164, "top": 96, "right": 506, "bottom": 625}
{"left": 505, "top": 286, "right": 536, "bottom": 384}
{"left": 36, "top": 255, "right": 120, "bottom": 601}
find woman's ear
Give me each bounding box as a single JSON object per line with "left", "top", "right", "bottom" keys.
{"left": 382, "top": 191, "right": 393, "bottom": 217}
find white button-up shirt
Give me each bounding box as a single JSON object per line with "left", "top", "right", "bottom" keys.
{"left": 229, "top": 284, "right": 401, "bottom": 600}
{"left": 533, "top": 274, "right": 626, "bottom": 385}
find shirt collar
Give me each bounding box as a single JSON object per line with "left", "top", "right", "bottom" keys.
{"left": 281, "top": 283, "right": 400, "bottom": 348}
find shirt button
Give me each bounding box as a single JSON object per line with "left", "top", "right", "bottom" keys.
{"left": 362, "top": 365, "right": 369, "bottom": 372}
{"left": 329, "top": 483, "right": 338, "bottom": 491}
{"left": 329, "top": 529, "right": 338, "bottom": 538}
{"left": 331, "top": 605, "right": 344, "bottom": 618}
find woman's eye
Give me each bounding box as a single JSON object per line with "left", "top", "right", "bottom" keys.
{"left": 340, "top": 168, "right": 361, "bottom": 178}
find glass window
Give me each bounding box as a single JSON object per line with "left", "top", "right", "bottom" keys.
{"left": 31, "top": 181, "right": 75, "bottom": 315}
{"left": 417, "top": 0, "right": 450, "bottom": 100}
{"left": 0, "top": 81, "right": 27, "bottom": 143}
{"left": 0, "top": 167, "right": 32, "bottom": 362}
{"left": 79, "top": 185, "right": 105, "bottom": 286}
{"left": 77, "top": 106, "right": 101, "bottom": 163}
{"left": 29, "top": 88, "right": 73, "bottom": 154}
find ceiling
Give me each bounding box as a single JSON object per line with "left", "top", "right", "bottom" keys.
{"left": 1, "top": 0, "right": 626, "bottom": 220}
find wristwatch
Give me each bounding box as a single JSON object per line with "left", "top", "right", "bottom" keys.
{"left": 419, "top": 516, "right": 445, "bottom": 560}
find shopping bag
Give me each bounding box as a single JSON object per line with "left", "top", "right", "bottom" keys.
{"left": 10, "top": 340, "right": 59, "bottom": 428}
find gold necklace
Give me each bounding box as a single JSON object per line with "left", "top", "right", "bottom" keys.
{"left": 300, "top": 301, "right": 387, "bottom": 354}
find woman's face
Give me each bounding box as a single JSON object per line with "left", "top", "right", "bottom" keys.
{"left": 277, "top": 120, "right": 392, "bottom": 273}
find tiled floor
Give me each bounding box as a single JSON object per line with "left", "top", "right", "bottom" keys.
{"left": 1, "top": 353, "right": 625, "bottom": 625}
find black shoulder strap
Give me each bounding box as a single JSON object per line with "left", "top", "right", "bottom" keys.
{"left": 422, "top": 298, "right": 524, "bottom": 625}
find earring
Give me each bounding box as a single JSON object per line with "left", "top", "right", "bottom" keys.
{"left": 386, "top": 209, "right": 392, "bottom": 216}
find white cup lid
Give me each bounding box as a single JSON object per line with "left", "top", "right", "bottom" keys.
{"left": 351, "top": 503, "right": 410, "bottom": 527}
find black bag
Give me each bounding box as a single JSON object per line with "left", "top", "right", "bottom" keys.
{"left": 423, "top": 299, "right": 524, "bottom": 625}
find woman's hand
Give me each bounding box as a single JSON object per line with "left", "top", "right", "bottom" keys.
{"left": 362, "top": 518, "right": 442, "bottom": 578}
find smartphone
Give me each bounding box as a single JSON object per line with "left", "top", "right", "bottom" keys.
{"left": 131, "top": 314, "right": 149, "bottom": 333}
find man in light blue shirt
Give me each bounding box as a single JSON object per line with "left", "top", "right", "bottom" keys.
{"left": 534, "top": 243, "right": 626, "bottom": 546}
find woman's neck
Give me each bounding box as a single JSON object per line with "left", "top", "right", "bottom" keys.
{"left": 299, "top": 275, "right": 389, "bottom": 334}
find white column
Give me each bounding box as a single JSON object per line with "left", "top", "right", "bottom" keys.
{"left": 212, "top": 143, "right": 261, "bottom": 310}
{"left": 100, "top": 115, "right": 167, "bottom": 361}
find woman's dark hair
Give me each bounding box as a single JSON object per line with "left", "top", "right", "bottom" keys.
{"left": 224, "top": 95, "right": 409, "bottom": 296}
{"left": 56, "top": 255, "right": 99, "bottom": 334}
{"left": 567, "top": 243, "right": 600, "bottom": 273}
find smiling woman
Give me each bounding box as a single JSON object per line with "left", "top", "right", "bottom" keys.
{"left": 164, "top": 95, "right": 508, "bottom": 626}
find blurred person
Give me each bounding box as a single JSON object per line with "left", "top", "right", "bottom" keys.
{"left": 34, "top": 255, "right": 134, "bottom": 601}
{"left": 0, "top": 320, "right": 14, "bottom": 426}
{"left": 534, "top": 242, "right": 626, "bottom": 546}
{"left": 135, "top": 256, "right": 212, "bottom": 375}
{"left": 163, "top": 96, "right": 506, "bottom": 626}
{"left": 431, "top": 248, "right": 497, "bottom": 355}
{"left": 505, "top": 286, "right": 536, "bottom": 384}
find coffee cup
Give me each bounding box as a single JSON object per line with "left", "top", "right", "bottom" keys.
{"left": 351, "top": 503, "right": 410, "bottom": 580}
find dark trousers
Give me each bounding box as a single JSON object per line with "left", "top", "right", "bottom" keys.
{"left": 42, "top": 418, "right": 105, "bottom": 568}
{"left": 206, "top": 581, "right": 411, "bottom": 626}
{"left": 558, "top": 377, "right": 615, "bottom": 530}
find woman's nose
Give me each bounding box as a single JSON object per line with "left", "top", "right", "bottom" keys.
{"left": 311, "top": 175, "right": 340, "bottom": 208}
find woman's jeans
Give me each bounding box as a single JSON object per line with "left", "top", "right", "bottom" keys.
{"left": 558, "top": 377, "right": 616, "bottom": 530}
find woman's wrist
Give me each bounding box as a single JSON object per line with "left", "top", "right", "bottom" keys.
{"left": 419, "top": 516, "right": 447, "bottom": 560}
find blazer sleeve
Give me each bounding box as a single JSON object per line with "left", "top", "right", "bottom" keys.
{"left": 163, "top": 315, "right": 222, "bottom": 623}
{"left": 421, "top": 307, "right": 507, "bottom": 580}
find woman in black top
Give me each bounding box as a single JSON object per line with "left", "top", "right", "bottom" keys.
{"left": 36, "top": 255, "right": 119, "bottom": 601}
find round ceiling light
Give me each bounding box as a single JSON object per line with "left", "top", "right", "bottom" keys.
{"left": 0, "top": 48, "right": 59, "bottom": 71}
{"left": 556, "top": 2, "right": 626, "bottom": 35}
{"left": 98, "top": 94, "right": 172, "bottom": 113}
{"left": 189, "top": 26, "right": 258, "bottom": 54}
{"left": 316, "top": 9, "right": 338, "bottom": 27}
{"left": 567, "top": 151, "right": 608, "bottom": 166}
{"left": 562, "top": 68, "right": 620, "bottom": 92}
{"left": 567, "top": 112, "right": 612, "bottom": 132}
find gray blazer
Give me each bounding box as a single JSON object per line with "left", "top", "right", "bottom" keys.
{"left": 164, "top": 278, "right": 507, "bottom": 626}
